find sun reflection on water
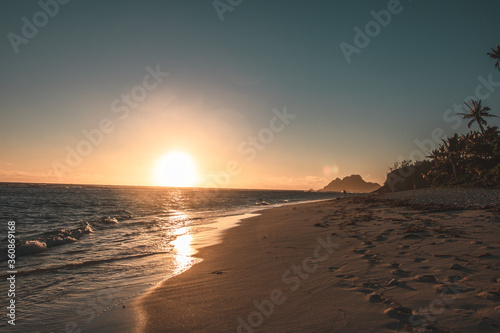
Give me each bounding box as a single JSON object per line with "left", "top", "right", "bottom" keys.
{"left": 170, "top": 225, "right": 197, "bottom": 273}
{"left": 172, "top": 233, "right": 193, "bottom": 256}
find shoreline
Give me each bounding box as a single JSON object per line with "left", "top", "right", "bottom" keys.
{"left": 79, "top": 198, "right": 337, "bottom": 333}
{"left": 80, "top": 211, "right": 264, "bottom": 333}
{"left": 87, "top": 188, "right": 500, "bottom": 332}
{"left": 138, "top": 199, "right": 345, "bottom": 332}
{"left": 141, "top": 188, "right": 500, "bottom": 332}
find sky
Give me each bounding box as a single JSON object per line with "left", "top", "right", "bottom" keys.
{"left": 1, "top": 0, "right": 500, "bottom": 190}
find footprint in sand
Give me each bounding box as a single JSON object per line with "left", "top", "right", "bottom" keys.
{"left": 418, "top": 265, "right": 432, "bottom": 270}
{"left": 402, "top": 233, "right": 423, "bottom": 240}
{"left": 381, "top": 228, "right": 395, "bottom": 235}
{"left": 447, "top": 275, "right": 465, "bottom": 282}
{"left": 434, "top": 254, "right": 453, "bottom": 258}
{"left": 334, "top": 277, "right": 358, "bottom": 289}
{"left": 413, "top": 257, "right": 427, "bottom": 263}
{"left": 362, "top": 240, "right": 376, "bottom": 248}
{"left": 450, "top": 263, "right": 464, "bottom": 270}
{"left": 366, "top": 292, "right": 383, "bottom": 303}
{"left": 434, "top": 283, "right": 474, "bottom": 294}
{"left": 477, "top": 252, "right": 496, "bottom": 258}
{"left": 335, "top": 274, "right": 355, "bottom": 279}
{"left": 391, "top": 269, "right": 410, "bottom": 277}
{"left": 362, "top": 281, "right": 379, "bottom": 289}
{"left": 383, "top": 307, "right": 413, "bottom": 320}
{"left": 476, "top": 291, "right": 500, "bottom": 301}
{"left": 361, "top": 253, "right": 374, "bottom": 259}
{"left": 412, "top": 274, "right": 438, "bottom": 283}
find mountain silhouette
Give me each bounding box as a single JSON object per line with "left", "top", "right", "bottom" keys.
{"left": 319, "top": 174, "right": 381, "bottom": 193}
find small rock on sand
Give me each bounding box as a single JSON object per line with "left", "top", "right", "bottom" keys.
{"left": 210, "top": 270, "right": 223, "bottom": 275}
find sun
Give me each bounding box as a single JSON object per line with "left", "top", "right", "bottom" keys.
{"left": 153, "top": 151, "right": 198, "bottom": 187}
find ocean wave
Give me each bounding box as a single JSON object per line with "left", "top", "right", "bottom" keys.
{"left": 2, "top": 214, "right": 131, "bottom": 261}
{"left": 18, "top": 240, "right": 47, "bottom": 255}
{"left": 11, "top": 214, "right": 130, "bottom": 259}
{"left": 106, "top": 209, "right": 133, "bottom": 220}
{"left": 0, "top": 252, "right": 171, "bottom": 278}
{"left": 2, "top": 223, "right": 94, "bottom": 261}
{"left": 96, "top": 216, "right": 119, "bottom": 225}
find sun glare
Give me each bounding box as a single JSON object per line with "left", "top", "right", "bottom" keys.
{"left": 153, "top": 151, "right": 198, "bottom": 187}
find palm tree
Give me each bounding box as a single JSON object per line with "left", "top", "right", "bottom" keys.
{"left": 488, "top": 44, "right": 500, "bottom": 71}
{"left": 427, "top": 149, "right": 443, "bottom": 168}
{"left": 441, "top": 135, "right": 461, "bottom": 181}
{"left": 459, "top": 100, "right": 498, "bottom": 134}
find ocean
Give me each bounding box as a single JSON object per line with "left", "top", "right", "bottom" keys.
{"left": 0, "top": 183, "right": 340, "bottom": 332}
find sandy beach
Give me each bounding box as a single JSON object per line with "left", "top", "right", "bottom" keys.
{"left": 123, "top": 188, "right": 499, "bottom": 332}
{"left": 4, "top": 2, "right": 500, "bottom": 332}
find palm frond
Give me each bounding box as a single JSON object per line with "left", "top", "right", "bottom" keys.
{"left": 487, "top": 45, "right": 500, "bottom": 59}
{"left": 464, "top": 101, "right": 474, "bottom": 112}
{"left": 488, "top": 45, "right": 500, "bottom": 71}
{"left": 458, "top": 113, "right": 474, "bottom": 119}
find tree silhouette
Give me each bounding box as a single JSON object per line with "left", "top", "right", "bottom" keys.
{"left": 420, "top": 45, "right": 500, "bottom": 188}
{"left": 488, "top": 44, "right": 500, "bottom": 71}
{"left": 427, "top": 149, "right": 443, "bottom": 168}
{"left": 441, "top": 134, "right": 462, "bottom": 181}
{"left": 459, "top": 100, "right": 498, "bottom": 134}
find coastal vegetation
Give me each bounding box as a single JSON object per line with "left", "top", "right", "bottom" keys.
{"left": 379, "top": 45, "right": 500, "bottom": 192}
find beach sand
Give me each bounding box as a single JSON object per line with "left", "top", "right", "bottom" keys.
{"left": 119, "top": 189, "right": 499, "bottom": 332}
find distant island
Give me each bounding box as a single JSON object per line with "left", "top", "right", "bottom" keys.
{"left": 319, "top": 174, "right": 381, "bottom": 193}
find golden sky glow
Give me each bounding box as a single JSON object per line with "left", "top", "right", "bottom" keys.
{"left": 3, "top": 2, "right": 499, "bottom": 189}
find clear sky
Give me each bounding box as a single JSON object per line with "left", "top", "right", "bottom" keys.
{"left": 1, "top": 0, "right": 500, "bottom": 189}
